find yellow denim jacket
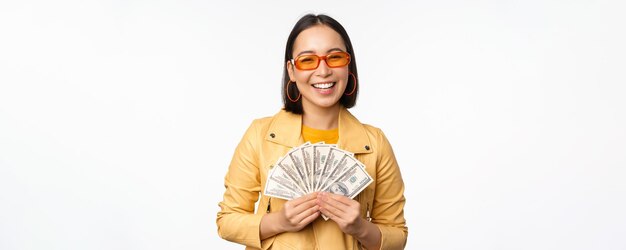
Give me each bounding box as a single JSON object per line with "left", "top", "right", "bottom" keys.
{"left": 217, "top": 108, "right": 408, "bottom": 249}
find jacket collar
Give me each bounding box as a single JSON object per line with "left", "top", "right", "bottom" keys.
{"left": 265, "top": 107, "right": 373, "bottom": 154}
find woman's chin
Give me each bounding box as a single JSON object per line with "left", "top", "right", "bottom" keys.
{"left": 303, "top": 98, "right": 342, "bottom": 110}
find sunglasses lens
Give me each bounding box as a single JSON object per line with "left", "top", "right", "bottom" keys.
{"left": 295, "top": 55, "right": 319, "bottom": 70}
{"left": 326, "top": 53, "right": 350, "bottom": 67}
{"left": 293, "top": 52, "right": 350, "bottom": 70}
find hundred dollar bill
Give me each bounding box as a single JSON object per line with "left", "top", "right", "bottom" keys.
{"left": 301, "top": 144, "right": 316, "bottom": 192}
{"left": 276, "top": 155, "right": 308, "bottom": 194}
{"left": 321, "top": 146, "right": 358, "bottom": 190}
{"left": 286, "top": 147, "right": 310, "bottom": 193}
{"left": 268, "top": 161, "right": 305, "bottom": 196}
{"left": 312, "top": 144, "right": 334, "bottom": 191}
{"left": 264, "top": 173, "right": 300, "bottom": 200}
{"left": 319, "top": 150, "right": 358, "bottom": 192}
{"left": 317, "top": 147, "right": 343, "bottom": 191}
{"left": 323, "top": 163, "right": 373, "bottom": 199}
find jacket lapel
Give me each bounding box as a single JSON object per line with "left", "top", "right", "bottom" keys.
{"left": 264, "top": 108, "right": 373, "bottom": 155}
{"left": 337, "top": 108, "right": 373, "bottom": 155}
{"left": 265, "top": 109, "right": 303, "bottom": 148}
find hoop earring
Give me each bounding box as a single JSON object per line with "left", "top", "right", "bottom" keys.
{"left": 344, "top": 72, "right": 357, "bottom": 96}
{"left": 286, "top": 81, "right": 301, "bottom": 102}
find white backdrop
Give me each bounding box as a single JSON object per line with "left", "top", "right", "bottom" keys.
{"left": 1, "top": 1, "right": 625, "bottom": 249}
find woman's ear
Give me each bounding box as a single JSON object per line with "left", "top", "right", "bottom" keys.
{"left": 287, "top": 61, "right": 295, "bottom": 82}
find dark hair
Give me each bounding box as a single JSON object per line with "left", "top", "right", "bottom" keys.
{"left": 282, "top": 14, "right": 359, "bottom": 114}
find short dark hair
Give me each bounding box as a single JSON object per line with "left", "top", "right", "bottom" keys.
{"left": 282, "top": 14, "right": 359, "bottom": 114}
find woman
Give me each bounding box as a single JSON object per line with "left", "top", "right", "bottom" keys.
{"left": 217, "top": 14, "right": 407, "bottom": 250}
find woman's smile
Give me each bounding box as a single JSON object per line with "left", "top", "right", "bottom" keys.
{"left": 311, "top": 81, "right": 336, "bottom": 94}
{"left": 312, "top": 81, "right": 335, "bottom": 89}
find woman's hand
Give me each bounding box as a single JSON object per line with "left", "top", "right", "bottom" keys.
{"left": 316, "top": 192, "right": 363, "bottom": 235}
{"left": 317, "top": 192, "right": 382, "bottom": 249}
{"left": 260, "top": 192, "right": 320, "bottom": 239}
{"left": 278, "top": 192, "right": 321, "bottom": 232}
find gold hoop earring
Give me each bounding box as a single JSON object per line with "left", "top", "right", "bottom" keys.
{"left": 344, "top": 73, "right": 357, "bottom": 96}
{"left": 286, "top": 81, "right": 301, "bottom": 102}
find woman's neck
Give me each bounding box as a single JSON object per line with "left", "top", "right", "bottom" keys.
{"left": 302, "top": 104, "right": 340, "bottom": 130}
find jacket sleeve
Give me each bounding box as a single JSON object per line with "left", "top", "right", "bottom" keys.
{"left": 372, "top": 129, "right": 408, "bottom": 250}
{"left": 216, "top": 120, "right": 265, "bottom": 249}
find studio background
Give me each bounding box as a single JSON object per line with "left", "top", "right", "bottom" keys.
{"left": 1, "top": 1, "right": 625, "bottom": 249}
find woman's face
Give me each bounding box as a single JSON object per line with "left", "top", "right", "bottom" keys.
{"left": 287, "top": 25, "right": 349, "bottom": 111}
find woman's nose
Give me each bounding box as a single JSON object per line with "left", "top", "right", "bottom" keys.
{"left": 315, "top": 59, "right": 332, "bottom": 77}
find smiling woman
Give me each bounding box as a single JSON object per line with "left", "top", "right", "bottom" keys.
{"left": 286, "top": 25, "right": 353, "bottom": 117}
{"left": 282, "top": 15, "right": 359, "bottom": 116}
{"left": 217, "top": 14, "right": 408, "bottom": 250}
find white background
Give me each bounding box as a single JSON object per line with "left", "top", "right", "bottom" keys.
{"left": 1, "top": 1, "right": 625, "bottom": 249}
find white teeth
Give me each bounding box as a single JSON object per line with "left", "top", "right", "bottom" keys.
{"left": 313, "top": 82, "right": 335, "bottom": 89}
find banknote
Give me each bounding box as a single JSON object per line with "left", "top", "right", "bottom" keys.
{"left": 264, "top": 172, "right": 300, "bottom": 200}
{"left": 318, "top": 152, "right": 358, "bottom": 192}
{"left": 286, "top": 147, "right": 310, "bottom": 193}
{"left": 301, "top": 145, "right": 315, "bottom": 192}
{"left": 263, "top": 142, "right": 373, "bottom": 219}
{"left": 312, "top": 143, "right": 334, "bottom": 191}
{"left": 268, "top": 159, "right": 306, "bottom": 195}
{"left": 317, "top": 147, "right": 349, "bottom": 191}
{"left": 275, "top": 155, "right": 308, "bottom": 194}
{"left": 322, "top": 162, "right": 373, "bottom": 199}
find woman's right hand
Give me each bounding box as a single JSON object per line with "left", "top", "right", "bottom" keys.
{"left": 260, "top": 192, "right": 320, "bottom": 239}
{"left": 278, "top": 192, "right": 320, "bottom": 232}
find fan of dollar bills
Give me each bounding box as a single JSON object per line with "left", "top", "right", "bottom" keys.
{"left": 264, "top": 142, "right": 373, "bottom": 201}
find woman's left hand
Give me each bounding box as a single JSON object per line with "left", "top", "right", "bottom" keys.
{"left": 316, "top": 192, "right": 364, "bottom": 236}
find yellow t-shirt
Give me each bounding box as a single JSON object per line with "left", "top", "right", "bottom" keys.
{"left": 302, "top": 125, "right": 339, "bottom": 144}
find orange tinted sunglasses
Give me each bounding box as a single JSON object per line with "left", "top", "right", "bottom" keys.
{"left": 291, "top": 51, "right": 351, "bottom": 70}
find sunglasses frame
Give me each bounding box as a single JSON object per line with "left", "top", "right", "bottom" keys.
{"left": 290, "top": 51, "right": 351, "bottom": 70}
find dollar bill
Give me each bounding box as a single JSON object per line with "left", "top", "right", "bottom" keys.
{"left": 317, "top": 147, "right": 340, "bottom": 190}
{"left": 312, "top": 144, "right": 334, "bottom": 191}
{"left": 276, "top": 155, "right": 308, "bottom": 194}
{"left": 323, "top": 162, "right": 373, "bottom": 199}
{"left": 267, "top": 161, "right": 305, "bottom": 195}
{"left": 286, "top": 147, "right": 310, "bottom": 193}
{"left": 324, "top": 154, "right": 358, "bottom": 190}
{"left": 301, "top": 144, "right": 315, "bottom": 192}
{"left": 264, "top": 172, "right": 300, "bottom": 200}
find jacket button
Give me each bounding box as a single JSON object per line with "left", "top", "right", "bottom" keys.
{"left": 365, "top": 145, "right": 370, "bottom": 150}
{"left": 270, "top": 133, "right": 275, "bottom": 138}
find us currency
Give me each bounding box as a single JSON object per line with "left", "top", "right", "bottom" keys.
{"left": 323, "top": 162, "right": 373, "bottom": 199}
{"left": 298, "top": 142, "right": 313, "bottom": 192}
{"left": 326, "top": 154, "right": 358, "bottom": 190}
{"left": 317, "top": 147, "right": 344, "bottom": 191}
{"left": 267, "top": 161, "right": 306, "bottom": 196}
{"left": 264, "top": 172, "right": 300, "bottom": 200}
{"left": 318, "top": 149, "right": 359, "bottom": 192}
{"left": 286, "top": 148, "right": 310, "bottom": 193}
{"left": 312, "top": 144, "right": 334, "bottom": 191}
{"left": 265, "top": 142, "right": 372, "bottom": 214}
{"left": 276, "top": 155, "right": 308, "bottom": 194}
{"left": 300, "top": 145, "right": 315, "bottom": 192}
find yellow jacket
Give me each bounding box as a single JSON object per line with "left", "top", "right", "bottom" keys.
{"left": 217, "top": 108, "right": 408, "bottom": 250}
